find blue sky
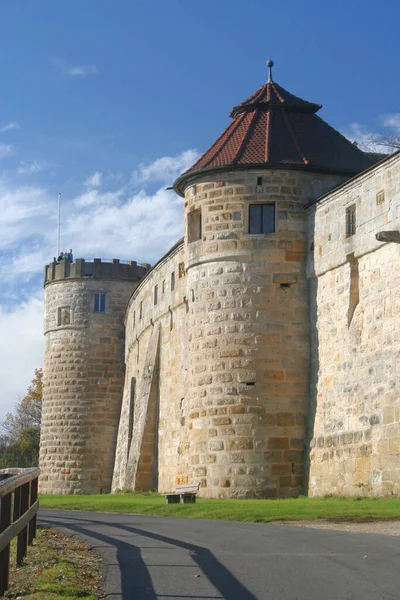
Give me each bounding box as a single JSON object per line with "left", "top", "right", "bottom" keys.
{"left": 1, "top": 0, "right": 399, "bottom": 418}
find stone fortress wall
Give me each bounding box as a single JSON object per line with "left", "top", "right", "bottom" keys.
{"left": 113, "top": 168, "right": 346, "bottom": 498}
{"left": 112, "top": 241, "right": 191, "bottom": 493}
{"left": 40, "top": 259, "right": 150, "bottom": 494}
{"left": 307, "top": 151, "right": 400, "bottom": 496}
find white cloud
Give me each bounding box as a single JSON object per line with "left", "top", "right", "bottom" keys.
{"left": 132, "top": 149, "right": 199, "bottom": 185}
{"left": 382, "top": 113, "right": 400, "bottom": 134}
{"left": 0, "top": 121, "right": 19, "bottom": 133}
{"left": 0, "top": 293, "right": 44, "bottom": 421}
{"left": 0, "top": 143, "right": 13, "bottom": 158}
{"left": 342, "top": 112, "right": 400, "bottom": 154}
{"left": 342, "top": 123, "right": 395, "bottom": 154}
{"left": 64, "top": 65, "right": 98, "bottom": 77}
{"left": 17, "top": 161, "right": 47, "bottom": 175}
{"left": 0, "top": 182, "right": 53, "bottom": 251}
{"left": 0, "top": 149, "right": 198, "bottom": 421}
{"left": 85, "top": 171, "right": 102, "bottom": 188}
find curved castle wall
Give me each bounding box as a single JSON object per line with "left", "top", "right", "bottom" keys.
{"left": 112, "top": 241, "right": 191, "bottom": 493}
{"left": 114, "top": 168, "right": 345, "bottom": 498}
{"left": 40, "top": 258, "right": 149, "bottom": 494}
{"left": 183, "top": 168, "right": 345, "bottom": 498}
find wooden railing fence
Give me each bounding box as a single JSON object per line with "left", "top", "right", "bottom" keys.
{"left": 0, "top": 467, "right": 40, "bottom": 595}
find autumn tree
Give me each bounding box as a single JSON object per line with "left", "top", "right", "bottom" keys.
{"left": 0, "top": 368, "right": 43, "bottom": 468}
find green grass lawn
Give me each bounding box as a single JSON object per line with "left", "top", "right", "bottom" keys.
{"left": 39, "top": 492, "right": 400, "bottom": 523}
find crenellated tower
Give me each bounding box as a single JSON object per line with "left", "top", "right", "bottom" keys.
{"left": 39, "top": 258, "right": 150, "bottom": 494}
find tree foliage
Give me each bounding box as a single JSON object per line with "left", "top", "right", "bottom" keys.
{"left": 0, "top": 368, "right": 42, "bottom": 468}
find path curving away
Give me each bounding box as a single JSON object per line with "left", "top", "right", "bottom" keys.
{"left": 39, "top": 510, "right": 400, "bottom": 600}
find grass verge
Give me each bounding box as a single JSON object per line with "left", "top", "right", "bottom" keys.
{"left": 40, "top": 493, "right": 400, "bottom": 523}
{"left": 5, "top": 527, "right": 103, "bottom": 600}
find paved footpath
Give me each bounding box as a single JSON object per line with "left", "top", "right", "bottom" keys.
{"left": 39, "top": 510, "right": 400, "bottom": 600}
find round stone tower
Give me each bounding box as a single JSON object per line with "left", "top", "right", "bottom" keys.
{"left": 173, "top": 62, "right": 375, "bottom": 498}
{"left": 39, "top": 257, "right": 149, "bottom": 494}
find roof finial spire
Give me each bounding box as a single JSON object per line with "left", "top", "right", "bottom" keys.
{"left": 267, "top": 58, "right": 274, "bottom": 83}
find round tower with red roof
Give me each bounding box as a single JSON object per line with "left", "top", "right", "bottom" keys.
{"left": 173, "top": 62, "right": 377, "bottom": 498}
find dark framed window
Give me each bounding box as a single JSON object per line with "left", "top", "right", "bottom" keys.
{"left": 94, "top": 293, "right": 106, "bottom": 313}
{"left": 139, "top": 300, "right": 143, "bottom": 320}
{"left": 171, "top": 271, "right": 175, "bottom": 291}
{"left": 249, "top": 203, "right": 275, "bottom": 234}
{"left": 154, "top": 285, "right": 158, "bottom": 305}
{"left": 346, "top": 204, "right": 356, "bottom": 236}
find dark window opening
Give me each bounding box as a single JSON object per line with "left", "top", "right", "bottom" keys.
{"left": 346, "top": 204, "right": 356, "bottom": 237}
{"left": 171, "top": 272, "right": 175, "bottom": 292}
{"left": 257, "top": 176, "right": 263, "bottom": 186}
{"left": 127, "top": 377, "right": 136, "bottom": 451}
{"left": 188, "top": 209, "right": 202, "bottom": 243}
{"left": 94, "top": 293, "right": 106, "bottom": 313}
{"left": 245, "top": 382, "right": 255, "bottom": 387}
{"left": 154, "top": 285, "right": 158, "bottom": 305}
{"left": 139, "top": 300, "right": 143, "bottom": 320}
{"left": 249, "top": 203, "right": 275, "bottom": 234}
{"left": 280, "top": 283, "right": 291, "bottom": 289}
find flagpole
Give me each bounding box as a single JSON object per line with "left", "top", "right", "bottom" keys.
{"left": 57, "top": 192, "right": 61, "bottom": 257}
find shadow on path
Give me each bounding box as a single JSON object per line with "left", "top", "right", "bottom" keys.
{"left": 40, "top": 513, "right": 257, "bottom": 600}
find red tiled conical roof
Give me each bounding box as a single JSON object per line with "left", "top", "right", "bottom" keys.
{"left": 174, "top": 78, "right": 381, "bottom": 196}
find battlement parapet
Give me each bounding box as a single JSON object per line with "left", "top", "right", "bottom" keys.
{"left": 44, "top": 258, "right": 151, "bottom": 286}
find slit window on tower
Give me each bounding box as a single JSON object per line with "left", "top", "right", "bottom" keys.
{"left": 187, "top": 209, "right": 202, "bottom": 243}
{"left": 249, "top": 203, "right": 275, "bottom": 234}
{"left": 171, "top": 271, "right": 175, "bottom": 292}
{"left": 154, "top": 284, "right": 158, "bottom": 305}
{"left": 346, "top": 204, "right": 356, "bottom": 237}
{"left": 94, "top": 293, "right": 106, "bottom": 313}
{"left": 128, "top": 377, "right": 136, "bottom": 451}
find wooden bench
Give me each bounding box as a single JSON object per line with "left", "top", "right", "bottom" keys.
{"left": 164, "top": 482, "right": 200, "bottom": 504}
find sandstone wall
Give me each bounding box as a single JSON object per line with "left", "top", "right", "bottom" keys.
{"left": 112, "top": 242, "right": 191, "bottom": 493}
{"left": 40, "top": 266, "right": 143, "bottom": 494}
{"left": 115, "top": 168, "right": 345, "bottom": 498}
{"left": 307, "top": 152, "right": 400, "bottom": 496}
{"left": 182, "top": 168, "right": 344, "bottom": 498}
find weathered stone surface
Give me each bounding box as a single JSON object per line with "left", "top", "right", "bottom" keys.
{"left": 40, "top": 274, "right": 140, "bottom": 494}
{"left": 307, "top": 152, "right": 400, "bottom": 497}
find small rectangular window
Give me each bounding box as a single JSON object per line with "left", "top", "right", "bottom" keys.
{"left": 346, "top": 204, "right": 356, "bottom": 236}
{"left": 94, "top": 293, "right": 106, "bottom": 313}
{"left": 249, "top": 203, "right": 275, "bottom": 234}
{"left": 154, "top": 285, "right": 158, "bottom": 305}
{"left": 171, "top": 272, "right": 175, "bottom": 291}
{"left": 257, "top": 176, "right": 263, "bottom": 186}
{"left": 162, "top": 280, "right": 166, "bottom": 294}
{"left": 187, "top": 209, "right": 202, "bottom": 243}
{"left": 139, "top": 300, "right": 143, "bottom": 320}
{"left": 57, "top": 306, "right": 71, "bottom": 326}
